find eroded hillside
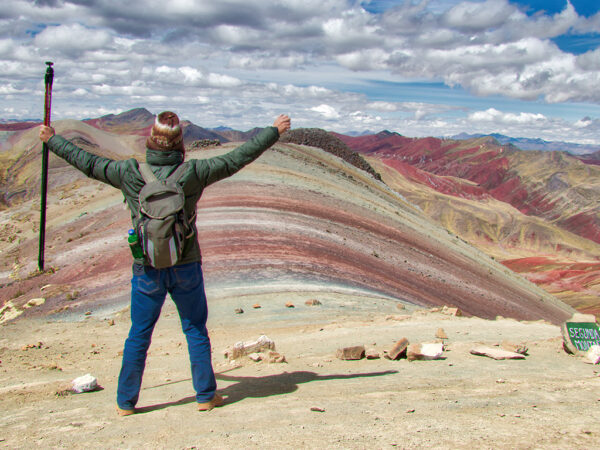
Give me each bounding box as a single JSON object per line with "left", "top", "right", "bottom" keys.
{"left": 337, "top": 132, "right": 600, "bottom": 316}
{"left": 0, "top": 120, "right": 573, "bottom": 324}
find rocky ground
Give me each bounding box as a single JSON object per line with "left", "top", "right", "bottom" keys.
{"left": 1, "top": 296, "right": 599, "bottom": 449}
{"left": 0, "top": 130, "right": 596, "bottom": 448}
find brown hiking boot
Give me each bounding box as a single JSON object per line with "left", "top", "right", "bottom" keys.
{"left": 197, "top": 393, "right": 224, "bottom": 411}
{"left": 116, "top": 406, "right": 135, "bottom": 416}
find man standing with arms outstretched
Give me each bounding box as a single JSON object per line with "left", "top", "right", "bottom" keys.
{"left": 39, "top": 111, "right": 291, "bottom": 415}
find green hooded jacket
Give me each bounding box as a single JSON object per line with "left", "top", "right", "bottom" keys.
{"left": 47, "top": 126, "right": 280, "bottom": 266}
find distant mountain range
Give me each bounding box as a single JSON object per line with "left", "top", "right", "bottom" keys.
{"left": 451, "top": 132, "right": 600, "bottom": 155}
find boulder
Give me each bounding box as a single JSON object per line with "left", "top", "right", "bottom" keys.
{"left": 336, "top": 345, "right": 365, "bottom": 360}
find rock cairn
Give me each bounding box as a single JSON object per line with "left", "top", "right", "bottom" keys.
{"left": 189, "top": 139, "right": 221, "bottom": 149}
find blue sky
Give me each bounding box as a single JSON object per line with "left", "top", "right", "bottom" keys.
{"left": 1, "top": 0, "right": 600, "bottom": 144}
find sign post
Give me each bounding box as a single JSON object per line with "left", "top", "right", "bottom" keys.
{"left": 562, "top": 313, "right": 600, "bottom": 354}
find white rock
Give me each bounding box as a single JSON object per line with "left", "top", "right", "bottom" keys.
{"left": 586, "top": 345, "right": 600, "bottom": 364}
{"left": 72, "top": 374, "right": 98, "bottom": 393}
{"left": 407, "top": 343, "right": 444, "bottom": 361}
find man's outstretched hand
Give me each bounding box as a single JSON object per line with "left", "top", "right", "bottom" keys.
{"left": 39, "top": 125, "right": 55, "bottom": 143}
{"left": 274, "top": 114, "right": 291, "bottom": 135}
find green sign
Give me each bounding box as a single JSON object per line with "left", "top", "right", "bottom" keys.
{"left": 564, "top": 321, "right": 600, "bottom": 352}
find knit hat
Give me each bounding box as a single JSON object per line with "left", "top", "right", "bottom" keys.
{"left": 146, "top": 111, "right": 184, "bottom": 152}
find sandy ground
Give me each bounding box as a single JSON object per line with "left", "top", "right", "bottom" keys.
{"left": 1, "top": 294, "right": 599, "bottom": 449}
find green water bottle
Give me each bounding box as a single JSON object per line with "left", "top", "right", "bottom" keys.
{"left": 128, "top": 229, "right": 144, "bottom": 259}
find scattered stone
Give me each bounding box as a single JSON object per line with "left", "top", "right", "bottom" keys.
{"left": 396, "top": 303, "right": 406, "bottom": 310}
{"left": 248, "top": 353, "right": 262, "bottom": 362}
{"left": 407, "top": 343, "right": 444, "bottom": 361}
{"left": 470, "top": 346, "right": 525, "bottom": 360}
{"left": 266, "top": 351, "right": 286, "bottom": 363}
{"left": 224, "top": 335, "right": 276, "bottom": 360}
{"left": 22, "top": 342, "right": 44, "bottom": 351}
{"left": 441, "top": 305, "right": 462, "bottom": 317}
{"left": 234, "top": 308, "right": 244, "bottom": 314}
{"left": 585, "top": 345, "right": 600, "bottom": 364}
{"left": 385, "top": 315, "right": 411, "bottom": 321}
{"left": 496, "top": 378, "right": 506, "bottom": 384}
{"left": 72, "top": 374, "right": 98, "bottom": 393}
{"left": 310, "top": 407, "right": 325, "bottom": 413}
{"left": 435, "top": 328, "right": 448, "bottom": 340}
{"left": 84, "top": 311, "right": 92, "bottom": 316}
{"left": 285, "top": 302, "right": 295, "bottom": 308}
{"left": 107, "top": 319, "right": 115, "bottom": 326}
{"left": 365, "top": 349, "right": 380, "bottom": 359}
{"left": 24, "top": 298, "right": 46, "bottom": 308}
{"left": 252, "top": 304, "right": 261, "bottom": 309}
{"left": 406, "top": 409, "right": 416, "bottom": 413}
{"left": 501, "top": 341, "right": 528, "bottom": 355}
{"left": 305, "top": 299, "right": 322, "bottom": 306}
{"left": 55, "top": 388, "right": 72, "bottom": 397}
{"left": 388, "top": 338, "right": 410, "bottom": 360}
{"left": 561, "top": 313, "right": 600, "bottom": 355}
{"left": 336, "top": 345, "right": 365, "bottom": 360}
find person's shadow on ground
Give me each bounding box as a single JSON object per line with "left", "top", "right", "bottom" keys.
{"left": 136, "top": 369, "right": 397, "bottom": 413}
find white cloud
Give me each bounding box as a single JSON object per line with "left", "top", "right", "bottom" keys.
{"left": 0, "top": 0, "right": 599, "bottom": 144}
{"left": 311, "top": 104, "right": 340, "bottom": 119}
{"left": 0, "top": 84, "right": 24, "bottom": 95}
{"left": 366, "top": 101, "right": 398, "bottom": 112}
{"left": 443, "top": 0, "right": 517, "bottom": 31}
{"left": 34, "top": 23, "right": 112, "bottom": 56}
{"left": 469, "top": 108, "right": 547, "bottom": 125}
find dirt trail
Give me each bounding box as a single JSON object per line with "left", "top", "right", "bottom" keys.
{"left": 1, "top": 298, "right": 598, "bottom": 449}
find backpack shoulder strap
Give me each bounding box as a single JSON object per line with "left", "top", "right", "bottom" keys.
{"left": 166, "top": 161, "right": 189, "bottom": 183}
{"left": 138, "top": 162, "right": 158, "bottom": 183}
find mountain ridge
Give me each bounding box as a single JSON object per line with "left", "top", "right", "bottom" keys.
{"left": 0, "top": 115, "right": 576, "bottom": 324}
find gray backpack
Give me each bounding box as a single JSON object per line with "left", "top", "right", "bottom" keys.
{"left": 136, "top": 162, "right": 196, "bottom": 268}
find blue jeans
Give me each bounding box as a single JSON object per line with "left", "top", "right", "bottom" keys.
{"left": 117, "top": 262, "right": 216, "bottom": 410}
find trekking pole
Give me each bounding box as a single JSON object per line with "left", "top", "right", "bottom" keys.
{"left": 38, "top": 61, "right": 54, "bottom": 272}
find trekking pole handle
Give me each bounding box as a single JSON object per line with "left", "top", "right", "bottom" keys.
{"left": 44, "top": 62, "right": 54, "bottom": 126}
